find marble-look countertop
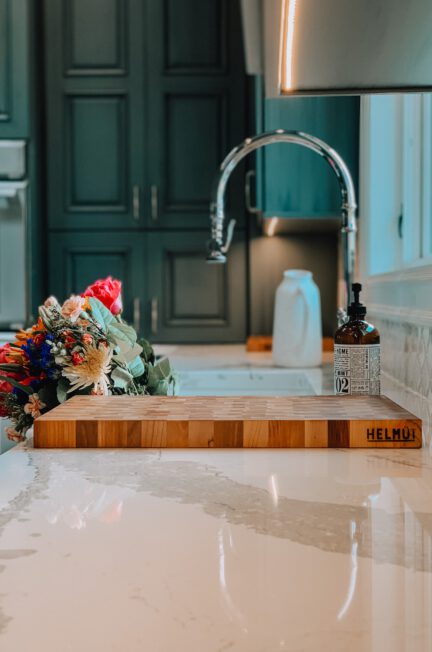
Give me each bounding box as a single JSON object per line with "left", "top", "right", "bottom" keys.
{"left": 1, "top": 345, "right": 430, "bottom": 651}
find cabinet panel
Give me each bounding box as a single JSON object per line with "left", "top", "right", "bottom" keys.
{"left": 45, "top": 0, "right": 145, "bottom": 229}
{"left": 0, "top": 0, "right": 29, "bottom": 137}
{"left": 64, "top": 0, "right": 126, "bottom": 75}
{"left": 49, "top": 232, "right": 146, "bottom": 327}
{"left": 166, "top": 93, "right": 226, "bottom": 209}
{"left": 66, "top": 94, "right": 127, "bottom": 211}
{"left": 147, "top": 0, "right": 246, "bottom": 229}
{"left": 147, "top": 231, "right": 246, "bottom": 342}
{"left": 165, "top": 0, "right": 226, "bottom": 73}
{"left": 0, "top": 0, "right": 10, "bottom": 121}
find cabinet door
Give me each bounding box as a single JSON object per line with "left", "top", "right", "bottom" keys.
{"left": 44, "top": 0, "right": 146, "bottom": 230}
{"left": 262, "top": 96, "right": 360, "bottom": 218}
{"left": 0, "top": 0, "right": 29, "bottom": 137}
{"left": 146, "top": 0, "right": 246, "bottom": 229}
{"left": 146, "top": 231, "right": 246, "bottom": 342}
{"left": 49, "top": 232, "right": 146, "bottom": 330}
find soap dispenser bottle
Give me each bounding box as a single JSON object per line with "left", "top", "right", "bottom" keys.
{"left": 334, "top": 283, "right": 380, "bottom": 395}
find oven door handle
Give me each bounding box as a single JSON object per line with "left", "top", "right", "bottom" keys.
{"left": 0, "top": 188, "right": 18, "bottom": 198}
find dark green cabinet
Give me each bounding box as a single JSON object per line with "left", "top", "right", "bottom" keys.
{"left": 49, "top": 230, "right": 247, "bottom": 343}
{"left": 146, "top": 0, "right": 246, "bottom": 228}
{"left": 258, "top": 96, "right": 359, "bottom": 218}
{"left": 0, "top": 0, "right": 30, "bottom": 137}
{"left": 146, "top": 231, "right": 246, "bottom": 342}
{"left": 48, "top": 232, "right": 146, "bottom": 327}
{"left": 45, "top": 0, "right": 248, "bottom": 343}
{"left": 44, "top": 0, "right": 146, "bottom": 229}
{"left": 44, "top": 0, "right": 246, "bottom": 232}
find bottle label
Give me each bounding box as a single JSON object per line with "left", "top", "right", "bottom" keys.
{"left": 334, "top": 344, "right": 381, "bottom": 395}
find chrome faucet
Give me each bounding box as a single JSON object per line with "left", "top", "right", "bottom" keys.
{"left": 207, "top": 130, "right": 357, "bottom": 320}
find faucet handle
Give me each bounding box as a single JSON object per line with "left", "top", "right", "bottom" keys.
{"left": 221, "top": 219, "right": 236, "bottom": 254}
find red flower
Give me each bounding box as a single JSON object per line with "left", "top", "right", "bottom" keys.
{"left": 63, "top": 332, "right": 76, "bottom": 349}
{"left": 71, "top": 352, "right": 84, "bottom": 366}
{"left": 20, "top": 376, "right": 40, "bottom": 387}
{"left": 82, "top": 277, "right": 123, "bottom": 315}
{"left": 0, "top": 344, "right": 12, "bottom": 364}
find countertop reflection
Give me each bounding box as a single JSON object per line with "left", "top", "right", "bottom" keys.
{"left": 1, "top": 444, "right": 432, "bottom": 651}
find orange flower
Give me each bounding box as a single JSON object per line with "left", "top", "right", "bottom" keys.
{"left": 6, "top": 428, "right": 25, "bottom": 442}
{"left": 15, "top": 317, "right": 46, "bottom": 343}
{"left": 24, "top": 393, "right": 46, "bottom": 419}
{"left": 5, "top": 345, "right": 29, "bottom": 368}
{"left": 82, "top": 333, "right": 93, "bottom": 345}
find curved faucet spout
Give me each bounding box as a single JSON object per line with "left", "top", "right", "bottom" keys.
{"left": 207, "top": 129, "right": 357, "bottom": 313}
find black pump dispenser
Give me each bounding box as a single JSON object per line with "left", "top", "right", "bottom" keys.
{"left": 347, "top": 283, "right": 366, "bottom": 319}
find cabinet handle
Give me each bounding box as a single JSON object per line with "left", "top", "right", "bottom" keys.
{"left": 133, "top": 297, "right": 141, "bottom": 334}
{"left": 132, "top": 185, "right": 140, "bottom": 221}
{"left": 151, "top": 297, "right": 158, "bottom": 335}
{"left": 245, "top": 169, "right": 260, "bottom": 215}
{"left": 151, "top": 185, "right": 159, "bottom": 221}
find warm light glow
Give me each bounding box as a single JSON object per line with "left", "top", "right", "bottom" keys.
{"left": 269, "top": 474, "right": 279, "bottom": 507}
{"left": 337, "top": 521, "right": 358, "bottom": 620}
{"left": 280, "top": 0, "right": 298, "bottom": 93}
{"left": 265, "top": 217, "right": 279, "bottom": 237}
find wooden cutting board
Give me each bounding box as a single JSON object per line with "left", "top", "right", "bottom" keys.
{"left": 33, "top": 395, "right": 422, "bottom": 449}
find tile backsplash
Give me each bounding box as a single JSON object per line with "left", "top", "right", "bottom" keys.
{"left": 372, "top": 316, "right": 432, "bottom": 449}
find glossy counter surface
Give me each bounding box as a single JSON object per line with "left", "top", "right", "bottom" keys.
{"left": 1, "top": 445, "right": 432, "bottom": 651}
{"left": 0, "top": 345, "right": 430, "bottom": 651}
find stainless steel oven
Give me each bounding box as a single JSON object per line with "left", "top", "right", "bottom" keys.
{"left": 0, "top": 140, "right": 29, "bottom": 330}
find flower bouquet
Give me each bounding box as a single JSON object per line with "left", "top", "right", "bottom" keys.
{"left": 0, "top": 277, "right": 175, "bottom": 442}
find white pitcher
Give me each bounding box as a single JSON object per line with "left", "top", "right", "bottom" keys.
{"left": 272, "top": 270, "right": 322, "bottom": 368}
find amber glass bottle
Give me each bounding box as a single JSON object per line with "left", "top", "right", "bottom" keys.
{"left": 334, "top": 283, "right": 380, "bottom": 395}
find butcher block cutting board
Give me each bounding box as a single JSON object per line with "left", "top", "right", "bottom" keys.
{"left": 33, "top": 395, "right": 422, "bottom": 449}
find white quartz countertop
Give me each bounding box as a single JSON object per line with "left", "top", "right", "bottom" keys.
{"left": 0, "top": 345, "right": 430, "bottom": 651}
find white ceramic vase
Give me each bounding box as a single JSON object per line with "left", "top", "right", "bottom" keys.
{"left": 272, "top": 269, "right": 322, "bottom": 368}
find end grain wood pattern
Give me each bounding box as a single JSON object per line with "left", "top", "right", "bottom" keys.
{"left": 33, "top": 395, "right": 422, "bottom": 449}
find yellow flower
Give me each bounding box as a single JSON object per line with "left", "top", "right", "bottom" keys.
{"left": 62, "top": 344, "right": 112, "bottom": 395}
{"left": 24, "top": 393, "right": 46, "bottom": 418}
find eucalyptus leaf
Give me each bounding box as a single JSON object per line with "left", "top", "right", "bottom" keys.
{"left": 128, "top": 355, "right": 145, "bottom": 378}
{"left": 145, "top": 366, "right": 161, "bottom": 393}
{"left": 56, "top": 378, "right": 70, "bottom": 404}
{"left": 138, "top": 338, "right": 155, "bottom": 363}
{"left": 108, "top": 321, "right": 137, "bottom": 347}
{"left": 153, "top": 356, "right": 173, "bottom": 380}
{"left": 152, "top": 379, "right": 170, "bottom": 396}
{"left": 88, "top": 297, "right": 115, "bottom": 332}
{"left": 115, "top": 340, "right": 142, "bottom": 364}
{"left": 111, "top": 366, "right": 133, "bottom": 389}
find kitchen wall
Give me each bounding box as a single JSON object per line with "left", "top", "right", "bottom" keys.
{"left": 249, "top": 232, "right": 338, "bottom": 336}
{"left": 360, "top": 94, "right": 432, "bottom": 446}
{"left": 372, "top": 317, "right": 432, "bottom": 448}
